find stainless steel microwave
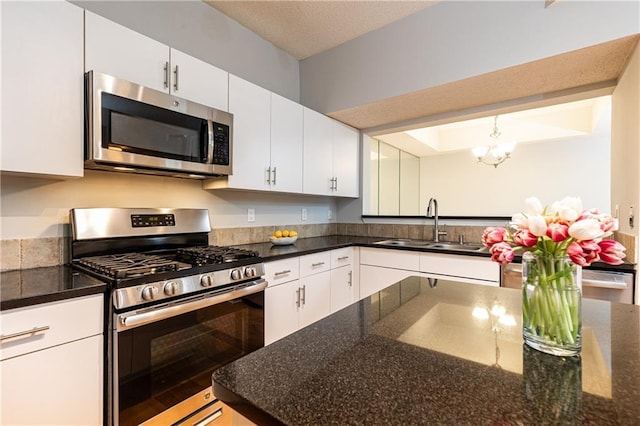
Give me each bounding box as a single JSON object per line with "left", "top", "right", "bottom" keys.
{"left": 85, "top": 71, "right": 233, "bottom": 178}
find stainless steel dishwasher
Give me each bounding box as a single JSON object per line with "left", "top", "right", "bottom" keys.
{"left": 502, "top": 263, "right": 635, "bottom": 304}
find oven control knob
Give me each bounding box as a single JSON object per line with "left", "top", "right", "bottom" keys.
{"left": 230, "top": 269, "right": 242, "bottom": 281}
{"left": 244, "top": 266, "right": 256, "bottom": 278}
{"left": 164, "top": 281, "right": 179, "bottom": 296}
{"left": 141, "top": 285, "right": 158, "bottom": 301}
{"left": 200, "top": 275, "right": 213, "bottom": 287}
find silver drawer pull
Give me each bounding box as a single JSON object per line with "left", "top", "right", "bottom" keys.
{"left": 312, "top": 262, "right": 325, "bottom": 267}
{"left": 194, "top": 407, "right": 223, "bottom": 426}
{"left": 274, "top": 270, "right": 292, "bottom": 277}
{"left": 338, "top": 256, "right": 349, "bottom": 261}
{"left": 0, "top": 326, "right": 50, "bottom": 343}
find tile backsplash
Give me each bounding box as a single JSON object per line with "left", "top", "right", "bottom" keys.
{"left": 2, "top": 223, "right": 636, "bottom": 271}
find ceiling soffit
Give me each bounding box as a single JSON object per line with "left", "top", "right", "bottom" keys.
{"left": 328, "top": 35, "right": 639, "bottom": 133}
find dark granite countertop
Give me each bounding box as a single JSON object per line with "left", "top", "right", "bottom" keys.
{"left": 234, "top": 235, "right": 636, "bottom": 273}
{"left": 0, "top": 265, "right": 108, "bottom": 311}
{"left": 213, "top": 277, "right": 640, "bottom": 425}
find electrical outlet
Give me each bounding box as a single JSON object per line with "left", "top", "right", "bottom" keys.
{"left": 327, "top": 209, "right": 333, "bottom": 220}
{"left": 247, "top": 208, "right": 255, "bottom": 223}
{"left": 302, "top": 208, "right": 308, "bottom": 221}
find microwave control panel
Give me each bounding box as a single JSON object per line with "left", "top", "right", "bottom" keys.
{"left": 212, "top": 123, "right": 230, "bottom": 166}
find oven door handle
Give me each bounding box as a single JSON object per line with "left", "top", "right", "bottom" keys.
{"left": 118, "top": 279, "right": 267, "bottom": 330}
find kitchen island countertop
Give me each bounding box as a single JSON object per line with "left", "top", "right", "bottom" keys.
{"left": 213, "top": 277, "right": 640, "bottom": 425}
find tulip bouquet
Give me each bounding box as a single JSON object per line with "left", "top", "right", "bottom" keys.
{"left": 483, "top": 196, "right": 626, "bottom": 355}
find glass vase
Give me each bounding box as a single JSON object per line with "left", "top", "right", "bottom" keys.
{"left": 521, "top": 251, "right": 582, "bottom": 356}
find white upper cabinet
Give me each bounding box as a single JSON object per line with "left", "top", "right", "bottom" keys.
{"left": 303, "top": 107, "right": 360, "bottom": 197}
{"left": 85, "top": 11, "right": 228, "bottom": 111}
{"left": 1, "top": 1, "right": 84, "bottom": 178}
{"left": 226, "top": 75, "right": 272, "bottom": 191}
{"left": 332, "top": 121, "right": 360, "bottom": 197}
{"left": 204, "top": 76, "right": 304, "bottom": 193}
{"left": 303, "top": 108, "right": 334, "bottom": 195}
{"left": 270, "top": 93, "right": 304, "bottom": 193}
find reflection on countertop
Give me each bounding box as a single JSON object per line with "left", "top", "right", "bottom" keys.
{"left": 213, "top": 277, "right": 640, "bottom": 425}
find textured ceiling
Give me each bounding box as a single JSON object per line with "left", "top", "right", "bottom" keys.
{"left": 204, "top": 0, "right": 437, "bottom": 59}
{"left": 204, "top": 1, "right": 638, "bottom": 133}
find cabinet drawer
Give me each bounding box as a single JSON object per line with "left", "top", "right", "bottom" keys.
{"left": 299, "top": 251, "right": 331, "bottom": 277}
{"left": 420, "top": 253, "right": 499, "bottom": 282}
{"left": 264, "top": 257, "right": 300, "bottom": 286}
{"left": 331, "top": 247, "right": 353, "bottom": 268}
{"left": 360, "top": 247, "right": 420, "bottom": 271}
{"left": 0, "top": 294, "right": 103, "bottom": 361}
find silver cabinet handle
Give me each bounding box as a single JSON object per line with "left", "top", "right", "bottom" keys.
{"left": 272, "top": 167, "right": 277, "bottom": 185}
{"left": 274, "top": 269, "right": 291, "bottom": 277}
{"left": 266, "top": 167, "right": 272, "bottom": 185}
{"left": 348, "top": 270, "right": 353, "bottom": 287}
{"left": 338, "top": 256, "right": 349, "bottom": 261}
{"left": 164, "top": 61, "right": 169, "bottom": 89}
{"left": 300, "top": 285, "right": 306, "bottom": 305}
{"left": 0, "top": 326, "right": 50, "bottom": 343}
{"left": 173, "top": 64, "right": 179, "bottom": 91}
{"left": 312, "top": 262, "right": 325, "bottom": 267}
{"left": 296, "top": 287, "right": 301, "bottom": 308}
{"left": 193, "top": 407, "right": 223, "bottom": 426}
{"left": 582, "top": 278, "right": 628, "bottom": 290}
{"left": 334, "top": 176, "right": 338, "bottom": 191}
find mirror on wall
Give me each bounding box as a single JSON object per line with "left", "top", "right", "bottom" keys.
{"left": 367, "top": 139, "right": 420, "bottom": 215}
{"left": 363, "top": 95, "right": 612, "bottom": 217}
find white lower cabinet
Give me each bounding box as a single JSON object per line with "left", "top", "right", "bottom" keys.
{"left": 265, "top": 249, "right": 357, "bottom": 344}
{"left": 0, "top": 294, "right": 104, "bottom": 425}
{"left": 419, "top": 252, "right": 500, "bottom": 286}
{"left": 359, "top": 248, "right": 422, "bottom": 298}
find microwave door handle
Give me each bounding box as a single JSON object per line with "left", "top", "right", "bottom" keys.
{"left": 206, "top": 120, "right": 214, "bottom": 164}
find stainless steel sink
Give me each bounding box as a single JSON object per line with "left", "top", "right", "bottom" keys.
{"left": 374, "top": 239, "right": 488, "bottom": 253}
{"left": 374, "top": 239, "right": 432, "bottom": 247}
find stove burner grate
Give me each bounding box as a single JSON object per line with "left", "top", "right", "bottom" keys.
{"left": 77, "top": 253, "right": 185, "bottom": 279}
{"left": 176, "top": 246, "right": 259, "bottom": 267}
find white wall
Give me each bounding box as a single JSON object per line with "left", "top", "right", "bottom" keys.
{"left": 611, "top": 42, "right": 639, "bottom": 237}
{"left": 419, "top": 133, "right": 611, "bottom": 216}
{"left": 72, "top": 0, "right": 300, "bottom": 102}
{"left": 300, "top": 0, "right": 640, "bottom": 114}
{"left": 0, "top": 172, "right": 336, "bottom": 239}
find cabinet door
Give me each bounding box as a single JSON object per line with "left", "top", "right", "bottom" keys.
{"left": 265, "top": 280, "right": 300, "bottom": 345}
{"left": 270, "top": 93, "right": 303, "bottom": 193}
{"left": 85, "top": 11, "right": 169, "bottom": 92}
{"left": 332, "top": 122, "right": 360, "bottom": 197}
{"left": 330, "top": 265, "right": 354, "bottom": 313}
{"left": 303, "top": 108, "right": 334, "bottom": 195}
{"left": 1, "top": 1, "right": 84, "bottom": 177}
{"left": 0, "top": 335, "right": 103, "bottom": 425}
{"left": 170, "top": 48, "right": 229, "bottom": 111}
{"left": 299, "top": 271, "right": 331, "bottom": 328}
{"left": 227, "top": 75, "right": 271, "bottom": 191}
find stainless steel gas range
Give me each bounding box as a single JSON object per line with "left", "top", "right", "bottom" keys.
{"left": 70, "top": 208, "right": 266, "bottom": 426}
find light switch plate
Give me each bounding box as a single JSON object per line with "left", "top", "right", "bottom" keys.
{"left": 327, "top": 209, "right": 333, "bottom": 220}
{"left": 248, "top": 208, "right": 255, "bottom": 223}
{"left": 302, "top": 208, "right": 308, "bottom": 221}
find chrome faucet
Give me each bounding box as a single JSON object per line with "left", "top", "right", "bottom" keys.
{"left": 426, "top": 198, "right": 447, "bottom": 242}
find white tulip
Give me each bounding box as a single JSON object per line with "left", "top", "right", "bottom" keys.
{"left": 568, "top": 218, "right": 604, "bottom": 241}
{"left": 557, "top": 196, "right": 583, "bottom": 222}
{"left": 524, "top": 197, "right": 544, "bottom": 216}
{"left": 511, "top": 213, "right": 528, "bottom": 228}
{"left": 528, "top": 215, "right": 547, "bottom": 237}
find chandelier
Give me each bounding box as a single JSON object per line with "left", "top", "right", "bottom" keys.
{"left": 471, "top": 115, "right": 514, "bottom": 168}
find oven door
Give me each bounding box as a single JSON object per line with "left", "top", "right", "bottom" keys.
{"left": 113, "top": 281, "right": 265, "bottom": 426}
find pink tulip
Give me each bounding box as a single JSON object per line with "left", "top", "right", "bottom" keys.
{"left": 482, "top": 227, "right": 507, "bottom": 247}
{"left": 598, "top": 240, "right": 626, "bottom": 265}
{"left": 597, "top": 215, "right": 619, "bottom": 235}
{"left": 546, "top": 222, "right": 569, "bottom": 243}
{"left": 513, "top": 229, "right": 537, "bottom": 247}
{"left": 490, "top": 242, "right": 515, "bottom": 265}
{"left": 568, "top": 241, "right": 601, "bottom": 266}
